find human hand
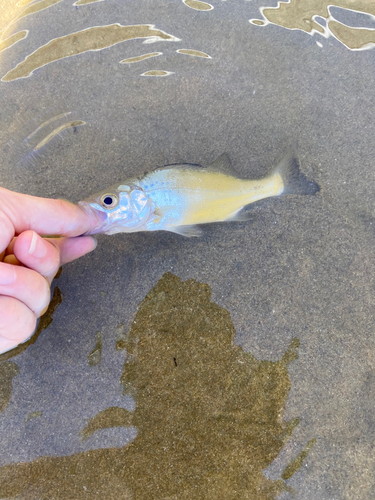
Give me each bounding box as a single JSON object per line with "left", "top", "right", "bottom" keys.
{"left": 0, "top": 187, "right": 100, "bottom": 355}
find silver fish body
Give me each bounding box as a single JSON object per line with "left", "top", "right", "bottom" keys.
{"left": 79, "top": 152, "right": 319, "bottom": 237}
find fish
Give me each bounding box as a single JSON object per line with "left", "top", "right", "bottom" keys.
{"left": 78, "top": 152, "right": 320, "bottom": 237}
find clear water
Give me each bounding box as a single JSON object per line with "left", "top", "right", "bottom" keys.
{"left": 0, "top": 0, "right": 375, "bottom": 498}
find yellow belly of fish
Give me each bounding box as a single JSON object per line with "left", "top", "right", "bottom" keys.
{"left": 180, "top": 173, "right": 284, "bottom": 225}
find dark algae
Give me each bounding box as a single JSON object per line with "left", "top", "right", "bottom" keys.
{"left": 0, "top": 362, "right": 19, "bottom": 414}
{"left": 282, "top": 438, "right": 316, "bottom": 480}
{"left": 0, "top": 273, "right": 313, "bottom": 499}
{"left": 87, "top": 330, "right": 102, "bottom": 367}
{"left": 81, "top": 407, "right": 133, "bottom": 440}
{"left": 25, "top": 411, "right": 43, "bottom": 422}
{"left": 0, "top": 267, "right": 63, "bottom": 362}
{"left": 0, "top": 273, "right": 63, "bottom": 436}
{"left": 0, "top": 286, "right": 63, "bottom": 363}
{"left": 0, "top": 284, "right": 62, "bottom": 432}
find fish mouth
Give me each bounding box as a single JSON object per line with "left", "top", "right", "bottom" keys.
{"left": 78, "top": 201, "right": 109, "bottom": 235}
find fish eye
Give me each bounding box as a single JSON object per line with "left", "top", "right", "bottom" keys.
{"left": 100, "top": 193, "right": 119, "bottom": 209}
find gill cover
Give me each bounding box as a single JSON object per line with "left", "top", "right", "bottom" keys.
{"left": 79, "top": 185, "right": 155, "bottom": 235}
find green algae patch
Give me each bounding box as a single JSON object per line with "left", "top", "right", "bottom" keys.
{"left": 81, "top": 407, "right": 133, "bottom": 440}
{"left": 183, "top": 0, "right": 213, "bottom": 11}
{"left": 0, "top": 273, "right": 309, "bottom": 499}
{"left": 0, "top": 286, "right": 62, "bottom": 363}
{"left": 249, "top": 0, "right": 375, "bottom": 51}
{"left": 0, "top": 362, "right": 19, "bottom": 414}
{"left": 27, "top": 112, "right": 71, "bottom": 139}
{"left": 177, "top": 48, "right": 211, "bottom": 58}
{"left": 2, "top": 24, "right": 179, "bottom": 81}
{"left": 14, "top": 0, "right": 62, "bottom": 23}
{"left": 141, "top": 70, "right": 173, "bottom": 77}
{"left": 120, "top": 272, "right": 299, "bottom": 498}
{"left": 0, "top": 31, "right": 27, "bottom": 53}
{"left": 328, "top": 20, "right": 375, "bottom": 50}
{"left": 74, "top": 0, "right": 104, "bottom": 5}
{"left": 120, "top": 52, "right": 162, "bottom": 64}
{"left": 25, "top": 411, "right": 42, "bottom": 422}
{"left": 87, "top": 330, "right": 102, "bottom": 367}
{"left": 33, "top": 120, "right": 85, "bottom": 151}
{"left": 282, "top": 438, "right": 316, "bottom": 480}
{"left": 115, "top": 323, "right": 128, "bottom": 351}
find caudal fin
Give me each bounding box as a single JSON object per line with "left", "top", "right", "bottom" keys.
{"left": 274, "top": 152, "right": 320, "bottom": 196}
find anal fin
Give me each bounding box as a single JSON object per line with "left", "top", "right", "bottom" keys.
{"left": 167, "top": 225, "right": 203, "bottom": 237}
{"left": 226, "top": 209, "right": 254, "bottom": 222}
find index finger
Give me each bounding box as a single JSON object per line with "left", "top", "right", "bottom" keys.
{"left": 0, "top": 187, "right": 102, "bottom": 251}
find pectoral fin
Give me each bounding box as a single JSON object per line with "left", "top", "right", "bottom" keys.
{"left": 153, "top": 205, "right": 179, "bottom": 223}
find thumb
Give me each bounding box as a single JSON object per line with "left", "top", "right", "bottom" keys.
{"left": 0, "top": 187, "right": 102, "bottom": 247}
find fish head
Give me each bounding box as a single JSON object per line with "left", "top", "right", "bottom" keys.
{"left": 79, "top": 183, "right": 155, "bottom": 235}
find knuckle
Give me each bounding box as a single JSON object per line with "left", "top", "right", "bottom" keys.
{"left": 33, "top": 273, "right": 51, "bottom": 314}
{"left": 38, "top": 239, "right": 61, "bottom": 277}
{"left": 19, "top": 309, "right": 37, "bottom": 342}
{"left": 54, "top": 199, "right": 76, "bottom": 235}
{"left": 48, "top": 245, "right": 61, "bottom": 271}
{"left": 0, "top": 211, "right": 15, "bottom": 252}
{"left": 0, "top": 298, "right": 18, "bottom": 330}
{"left": 25, "top": 313, "right": 37, "bottom": 340}
{"left": 0, "top": 297, "right": 36, "bottom": 342}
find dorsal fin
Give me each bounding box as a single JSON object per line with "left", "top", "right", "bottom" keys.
{"left": 151, "top": 162, "right": 202, "bottom": 173}
{"left": 149, "top": 154, "right": 238, "bottom": 176}
{"left": 207, "top": 153, "right": 237, "bottom": 176}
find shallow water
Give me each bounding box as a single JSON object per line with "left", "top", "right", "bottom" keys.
{"left": 0, "top": 0, "right": 375, "bottom": 498}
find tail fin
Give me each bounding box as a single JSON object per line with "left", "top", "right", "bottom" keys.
{"left": 274, "top": 152, "right": 320, "bottom": 196}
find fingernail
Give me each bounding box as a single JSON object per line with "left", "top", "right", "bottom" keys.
{"left": 0, "top": 263, "right": 17, "bottom": 285}
{"left": 28, "top": 232, "right": 47, "bottom": 259}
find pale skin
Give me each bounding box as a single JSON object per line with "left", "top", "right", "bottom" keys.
{"left": 0, "top": 187, "right": 101, "bottom": 355}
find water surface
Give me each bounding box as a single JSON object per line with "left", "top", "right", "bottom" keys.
{"left": 0, "top": 0, "right": 374, "bottom": 498}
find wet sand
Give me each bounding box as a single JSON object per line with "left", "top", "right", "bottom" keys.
{"left": 0, "top": 0, "right": 375, "bottom": 498}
